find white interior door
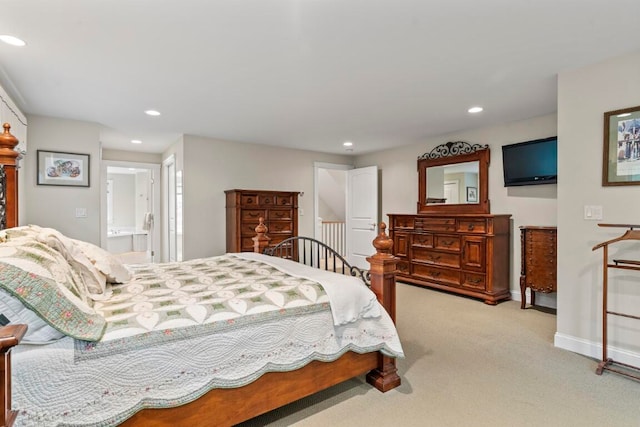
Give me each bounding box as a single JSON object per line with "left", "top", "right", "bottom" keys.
{"left": 444, "top": 180, "right": 459, "bottom": 204}
{"left": 346, "top": 165, "right": 378, "bottom": 269}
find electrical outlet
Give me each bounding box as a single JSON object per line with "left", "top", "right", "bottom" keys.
{"left": 75, "top": 207, "right": 88, "bottom": 218}
{"left": 300, "top": 208, "right": 304, "bottom": 216}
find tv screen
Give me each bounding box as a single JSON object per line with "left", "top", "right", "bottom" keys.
{"left": 502, "top": 136, "right": 557, "bottom": 187}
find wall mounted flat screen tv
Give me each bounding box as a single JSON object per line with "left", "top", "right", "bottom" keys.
{"left": 502, "top": 136, "right": 557, "bottom": 187}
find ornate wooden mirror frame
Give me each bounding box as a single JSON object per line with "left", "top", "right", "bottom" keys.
{"left": 417, "top": 141, "right": 490, "bottom": 215}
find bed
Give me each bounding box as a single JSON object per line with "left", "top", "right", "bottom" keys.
{"left": 0, "top": 123, "right": 402, "bottom": 427}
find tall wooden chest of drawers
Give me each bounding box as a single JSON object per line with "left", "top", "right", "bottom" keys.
{"left": 225, "top": 189, "right": 299, "bottom": 253}
{"left": 387, "top": 213, "right": 512, "bottom": 305}
{"left": 519, "top": 226, "right": 557, "bottom": 309}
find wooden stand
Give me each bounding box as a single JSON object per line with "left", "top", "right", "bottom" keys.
{"left": 519, "top": 226, "right": 557, "bottom": 309}
{"left": 592, "top": 223, "right": 640, "bottom": 380}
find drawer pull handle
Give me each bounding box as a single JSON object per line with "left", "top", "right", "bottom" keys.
{"left": 429, "top": 271, "right": 441, "bottom": 278}
{"left": 247, "top": 198, "right": 253, "bottom": 203}
{"left": 264, "top": 198, "right": 272, "bottom": 204}
{"left": 248, "top": 212, "right": 259, "bottom": 217}
{"left": 469, "top": 278, "right": 482, "bottom": 284}
{"left": 430, "top": 255, "right": 441, "bottom": 261}
{"left": 468, "top": 224, "right": 475, "bottom": 231}
{"left": 442, "top": 240, "right": 453, "bottom": 246}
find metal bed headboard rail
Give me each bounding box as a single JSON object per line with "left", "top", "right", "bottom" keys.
{"left": 263, "top": 236, "right": 370, "bottom": 286}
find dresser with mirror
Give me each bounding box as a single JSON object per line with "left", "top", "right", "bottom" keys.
{"left": 388, "top": 141, "right": 511, "bottom": 304}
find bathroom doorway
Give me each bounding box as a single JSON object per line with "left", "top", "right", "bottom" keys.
{"left": 101, "top": 161, "right": 161, "bottom": 264}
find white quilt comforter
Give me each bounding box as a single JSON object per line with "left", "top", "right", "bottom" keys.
{"left": 12, "top": 253, "right": 403, "bottom": 427}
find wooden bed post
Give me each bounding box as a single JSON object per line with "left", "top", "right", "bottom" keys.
{"left": 253, "top": 217, "right": 271, "bottom": 253}
{"left": 1, "top": 325, "right": 27, "bottom": 427}
{"left": 0, "top": 124, "right": 20, "bottom": 229}
{"left": 366, "top": 223, "right": 401, "bottom": 392}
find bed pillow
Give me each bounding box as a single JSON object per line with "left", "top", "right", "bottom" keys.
{"left": 0, "top": 237, "right": 106, "bottom": 341}
{"left": 0, "top": 289, "right": 65, "bottom": 344}
{"left": 36, "top": 228, "right": 107, "bottom": 296}
{"left": 70, "top": 239, "right": 131, "bottom": 283}
{"left": 0, "top": 224, "right": 44, "bottom": 242}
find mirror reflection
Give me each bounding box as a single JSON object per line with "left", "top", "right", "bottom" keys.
{"left": 425, "top": 161, "right": 479, "bottom": 204}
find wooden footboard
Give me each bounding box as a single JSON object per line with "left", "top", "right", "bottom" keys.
{"left": 1, "top": 325, "right": 27, "bottom": 427}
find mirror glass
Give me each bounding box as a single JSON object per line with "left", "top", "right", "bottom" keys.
{"left": 425, "top": 161, "right": 479, "bottom": 205}
{"left": 417, "top": 142, "right": 490, "bottom": 214}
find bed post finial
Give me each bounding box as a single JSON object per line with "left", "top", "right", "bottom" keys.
{"left": 0, "top": 123, "right": 19, "bottom": 229}
{"left": 372, "top": 223, "right": 393, "bottom": 256}
{"left": 253, "top": 217, "right": 271, "bottom": 253}
{"left": 366, "top": 222, "right": 401, "bottom": 392}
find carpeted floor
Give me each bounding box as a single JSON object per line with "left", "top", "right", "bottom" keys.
{"left": 238, "top": 282, "right": 640, "bottom": 427}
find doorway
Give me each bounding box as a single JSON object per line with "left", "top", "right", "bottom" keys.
{"left": 101, "top": 161, "right": 160, "bottom": 263}
{"left": 314, "top": 163, "right": 349, "bottom": 256}
{"left": 314, "top": 162, "right": 379, "bottom": 269}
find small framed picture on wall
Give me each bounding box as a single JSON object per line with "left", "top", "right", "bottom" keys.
{"left": 37, "top": 150, "right": 90, "bottom": 187}
{"left": 602, "top": 105, "right": 640, "bottom": 186}
{"left": 466, "top": 186, "right": 477, "bottom": 202}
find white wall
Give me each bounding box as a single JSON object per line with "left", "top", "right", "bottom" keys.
{"left": 318, "top": 168, "right": 346, "bottom": 221}
{"left": 173, "top": 135, "right": 353, "bottom": 260}
{"left": 555, "top": 51, "right": 640, "bottom": 365}
{"left": 24, "top": 115, "right": 102, "bottom": 244}
{"left": 355, "top": 113, "right": 558, "bottom": 307}
{"left": 107, "top": 173, "right": 136, "bottom": 227}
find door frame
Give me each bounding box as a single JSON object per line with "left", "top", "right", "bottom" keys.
{"left": 100, "top": 160, "right": 161, "bottom": 260}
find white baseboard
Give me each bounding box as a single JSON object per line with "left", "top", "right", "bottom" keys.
{"left": 554, "top": 332, "right": 640, "bottom": 368}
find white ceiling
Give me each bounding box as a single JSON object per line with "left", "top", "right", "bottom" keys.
{"left": 1, "top": 1, "right": 639, "bottom": 155}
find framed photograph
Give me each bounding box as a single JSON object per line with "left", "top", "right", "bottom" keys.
{"left": 603, "top": 105, "right": 640, "bottom": 186}
{"left": 37, "top": 150, "right": 90, "bottom": 187}
{"left": 466, "top": 186, "right": 477, "bottom": 202}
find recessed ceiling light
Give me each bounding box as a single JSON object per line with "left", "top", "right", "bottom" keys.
{"left": 131, "top": 139, "right": 142, "bottom": 144}
{"left": 468, "top": 106, "right": 483, "bottom": 114}
{"left": 343, "top": 141, "right": 353, "bottom": 147}
{"left": 145, "top": 110, "right": 161, "bottom": 116}
{"left": 0, "top": 35, "right": 26, "bottom": 47}
{"left": 617, "top": 113, "right": 631, "bottom": 118}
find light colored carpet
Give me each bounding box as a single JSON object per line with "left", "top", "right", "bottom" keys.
{"left": 238, "top": 282, "right": 640, "bottom": 427}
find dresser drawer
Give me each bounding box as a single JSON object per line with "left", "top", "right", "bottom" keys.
{"left": 267, "top": 220, "right": 293, "bottom": 234}
{"left": 393, "top": 216, "right": 414, "bottom": 229}
{"left": 276, "top": 195, "right": 293, "bottom": 206}
{"left": 525, "top": 229, "right": 556, "bottom": 241}
{"left": 411, "top": 233, "right": 433, "bottom": 247}
{"left": 416, "top": 217, "right": 456, "bottom": 232}
{"left": 269, "top": 209, "right": 292, "bottom": 221}
{"left": 413, "top": 247, "right": 460, "bottom": 268}
{"left": 434, "top": 235, "right": 460, "bottom": 251}
{"left": 241, "top": 209, "right": 265, "bottom": 221}
{"left": 461, "top": 272, "right": 486, "bottom": 291}
{"left": 457, "top": 219, "right": 487, "bottom": 233}
{"left": 240, "top": 221, "right": 261, "bottom": 236}
{"left": 396, "top": 260, "right": 410, "bottom": 275}
{"left": 259, "top": 195, "right": 277, "bottom": 205}
{"left": 242, "top": 235, "right": 294, "bottom": 253}
{"left": 412, "top": 264, "right": 460, "bottom": 286}
{"left": 241, "top": 194, "right": 259, "bottom": 206}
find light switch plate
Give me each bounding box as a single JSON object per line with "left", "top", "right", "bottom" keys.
{"left": 584, "top": 205, "right": 603, "bottom": 220}
{"left": 75, "top": 207, "right": 87, "bottom": 218}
